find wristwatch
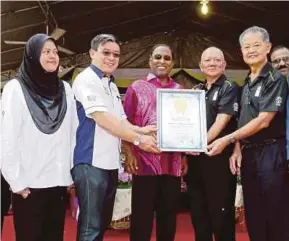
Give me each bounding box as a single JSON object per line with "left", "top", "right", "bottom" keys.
{"left": 133, "top": 135, "right": 142, "bottom": 146}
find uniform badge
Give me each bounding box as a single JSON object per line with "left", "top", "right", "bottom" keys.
{"left": 275, "top": 96, "right": 282, "bottom": 106}
{"left": 212, "top": 91, "right": 218, "bottom": 101}
{"left": 255, "top": 85, "right": 262, "bottom": 97}
{"left": 233, "top": 102, "right": 239, "bottom": 112}
{"left": 87, "top": 95, "right": 96, "bottom": 101}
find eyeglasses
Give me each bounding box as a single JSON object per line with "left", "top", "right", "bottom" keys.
{"left": 41, "top": 49, "right": 58, "bottom": 56}
{"left": 271, "top": 56, "right": 289, "bottom": 65}
{"left": 153, "top": 54, "right": 172, "bottom": 61}
{"left": 99, "top": 50, "right": 120, "bottom": 59}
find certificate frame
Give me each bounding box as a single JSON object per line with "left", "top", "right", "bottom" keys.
{"left": 157, "top": 89, "right": 207, "bottom": 152}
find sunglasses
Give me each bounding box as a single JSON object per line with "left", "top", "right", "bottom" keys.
{"left": 271, "top": 56, "right": 289, "bottom": 65}
{"left": 98, "top": 50, "right": 120, "bottom": 59}
{"left": 153, "top": 54, "right": 172, "bottom": 61}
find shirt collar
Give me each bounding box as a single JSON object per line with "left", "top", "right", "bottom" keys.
{"left": 89, "top": 64, "right": 115, "bottom": 83}
{"left": 146, "top": 72, "right": 156, "bottom": 81}
{"left": 259, "top": 62, "right": 273, "bottom": 78}
{"left": 204, "top": 74, "right": 226, "bottom": 88}
{"left": 244, "top": 62, "right": 273, "bottom": 85}
{"left": 146, "top": 73, "right": 175, "bottom": 87}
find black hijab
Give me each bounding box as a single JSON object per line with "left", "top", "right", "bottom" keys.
{"left": 16, "top": 33, "right": 67, "bottom": 134}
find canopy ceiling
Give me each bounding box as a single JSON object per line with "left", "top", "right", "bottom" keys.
{"left": 1, "top": 1, "right": 289, "bottom": 73}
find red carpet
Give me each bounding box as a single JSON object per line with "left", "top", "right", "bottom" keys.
{"left": 2, "top": 213, "right": 249, "bottom": 241}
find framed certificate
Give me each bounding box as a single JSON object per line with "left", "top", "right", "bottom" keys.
{"left": 157, "top": 89, "right": 207, "bottom": 152}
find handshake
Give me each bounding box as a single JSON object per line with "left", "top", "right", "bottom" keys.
{"left": 133, "top": 125, "right": 160, "bottom": 154}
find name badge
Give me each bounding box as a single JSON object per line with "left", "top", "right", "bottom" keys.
{"left": 212, "top": 91, "right": 218, "bottom": 101}
{"left": 255, "top": 86, "right": 261, "bottom": 97}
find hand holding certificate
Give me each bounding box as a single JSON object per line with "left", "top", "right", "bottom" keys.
{"left": 157, "top": 89, "right": 207, "bottom": 152}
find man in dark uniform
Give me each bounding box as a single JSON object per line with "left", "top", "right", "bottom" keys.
{"left": 207, "top": 26, "right": 289, "bottom": 241}
{"left": 186, "top": 47, "right": 239, "bottom": 241}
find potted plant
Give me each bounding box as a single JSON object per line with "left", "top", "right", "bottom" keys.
{"left": 118, "top": 171, "right": 132, "bottom": 189}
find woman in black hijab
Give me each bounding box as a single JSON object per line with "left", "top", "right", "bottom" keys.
{"left": 17, "top": 33, "right": 67, "bottom": 134}
{"left": 1, "top": 34, "right": 77, "bottom": 241}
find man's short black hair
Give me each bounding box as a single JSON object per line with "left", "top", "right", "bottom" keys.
{"left": 150, "top": 44, "right": 174, "bottom": 59}
{"left": 90, "top": 34, "right": 120, "bottom": 50}
{"left": 271, "top": 45, "right": 289, "bottom": 55}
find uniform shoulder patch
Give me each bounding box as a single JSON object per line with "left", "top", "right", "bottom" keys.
{"left": 233, "top": 102, "right": 239, "bottom": 112}
{"left": 275, "top": 96, "right": 282, "bottom": 106}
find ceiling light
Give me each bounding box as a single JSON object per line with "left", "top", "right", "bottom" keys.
{"left": 200, "top": 0, "right": 209, "bottom": 15}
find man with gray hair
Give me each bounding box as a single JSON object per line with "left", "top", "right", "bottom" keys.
{"left": 72, "top": 34, "right": 160, "bottom": 241}
{"left": 207, "top": 26, "right": 289, "bottom": 241}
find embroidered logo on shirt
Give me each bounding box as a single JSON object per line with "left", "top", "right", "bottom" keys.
{"left": 212, "top": 91, "right": 218, "bottom": 101}
{"left": 276, "top": 96, "right": 282, "bottom": 106}
{"left": 233, "top": 102, "right": 239, "bottom": 112}
{"left": 255, "top": 85, "right": 262, "bottom": 97}
{"left": 87, "top": 96, "right": 97, "bottom": 101}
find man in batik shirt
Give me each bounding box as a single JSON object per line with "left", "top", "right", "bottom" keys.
{"left": 123, "top": 44, "right": 187, "bottom": 241}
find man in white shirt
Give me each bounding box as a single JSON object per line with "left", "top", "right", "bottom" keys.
{"left": 72, "top": 34, "right": 159, "bottom": 241}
